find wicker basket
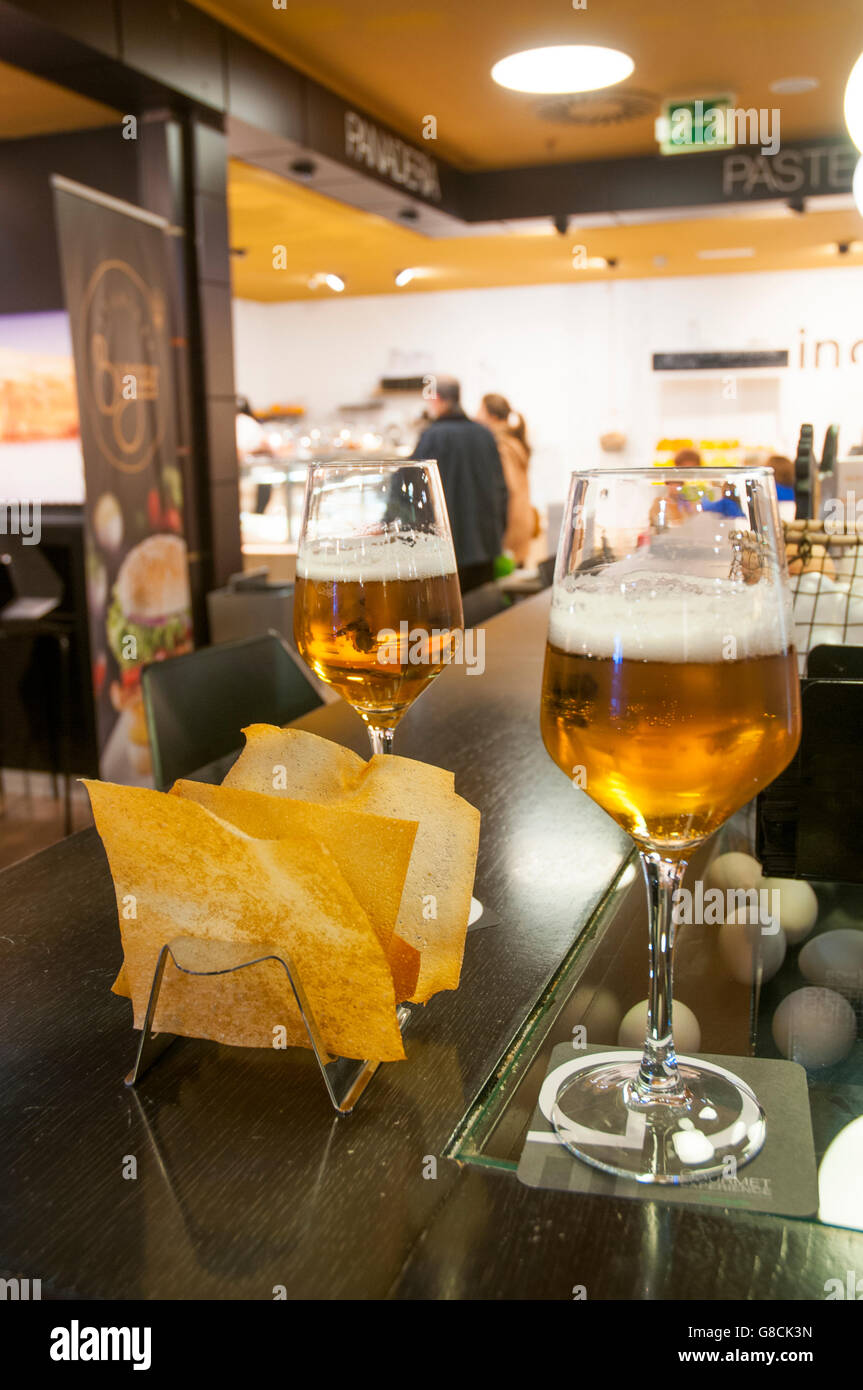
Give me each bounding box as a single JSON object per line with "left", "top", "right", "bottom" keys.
{"left": 784, "top": 520, "right": 863, "bottom": 674}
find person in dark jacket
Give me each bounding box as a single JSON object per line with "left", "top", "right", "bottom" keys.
{"left": 411, "top": 376, "right": 508, "bottom": 593}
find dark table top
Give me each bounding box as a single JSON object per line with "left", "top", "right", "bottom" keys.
{"left": 2, "top": 591, "right": 862, "bottom": 1300}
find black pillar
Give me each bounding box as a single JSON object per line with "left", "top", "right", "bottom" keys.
{"left": 137, "top": 109, "right": 242, "bottom": 641}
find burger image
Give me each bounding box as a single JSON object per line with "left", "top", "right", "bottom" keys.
{"left": 106, "top": 534, "right": 193, "bottom": 775}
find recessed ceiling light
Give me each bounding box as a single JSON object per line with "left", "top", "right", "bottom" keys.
{"left": 308, "top": 273, "right": 345, "bottom": 292}
{"left": 769, "top": 76, "right": 819, "bottom": 95}
{"left": 394, "top": 268, "right": 417, "bottom": 287}
{"left": 491, "top": 46, "right": 634, "bottom": 96}
{"left": 845, "top": 53, "right": 863, "bottom": 152}
{"left": 817, "top": 238, "right": 863, "bottom": 254}
{"left": 697, "top": 247, "right": 755, "bottom": 260}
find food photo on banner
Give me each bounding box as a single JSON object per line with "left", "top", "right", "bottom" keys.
{"left": 52, "top": 176, "right": 192, "bottom": 785}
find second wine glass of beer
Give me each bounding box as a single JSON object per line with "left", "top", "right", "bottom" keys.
{"left": 294, "top": 461, "right": 464, "bottom": 754}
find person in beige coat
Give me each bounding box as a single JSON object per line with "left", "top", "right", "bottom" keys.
{"left": 476, "top": 393, "right": 535, "bottom": 567}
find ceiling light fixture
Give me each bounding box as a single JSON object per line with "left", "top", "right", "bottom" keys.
{"left": 817, "top": 239, "right": 863, "bottom": 255}
{"left": 769, "top": 76, "right": 819, "bottom": 95}
{"left": 853, "top": 156, "right": 863, "bottom": 217}
{"left": 394, "top": 268, "right": 417, "bottom": 287}
{"left": 308, "top": 273, "right": 345, "bottom": 292}
{"left": 696, "top": 247, "right": 755, "bottom": 260}
{"left": 845, "top": 54, "right": 863, "bottom": 151}
{"left": 491, "top": 45, "right": 634, "bottom": 96}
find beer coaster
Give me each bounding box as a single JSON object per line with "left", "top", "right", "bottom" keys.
{"left": 467, "top": 895, "right": 498, "bottom": 932}
{"left": 517, "top": 1043, "right": 818, "bottom": 1217}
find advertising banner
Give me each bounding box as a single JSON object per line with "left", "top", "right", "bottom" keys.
{"left": 53, "top": 176, "right": 192, "bottom": 784}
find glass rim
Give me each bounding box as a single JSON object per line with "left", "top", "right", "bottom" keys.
{"left": 305, "top": 458, "right": 438, "bottom": 472}
{"left": 570, "top": 466, "right": 775, "bottom": 480}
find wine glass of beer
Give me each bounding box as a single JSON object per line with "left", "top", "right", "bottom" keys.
{"left": 294, "top": 461, "right": 463, "bottom": 755}
{"left": 540, "top": 467, "right": 801, "bottom": 1183}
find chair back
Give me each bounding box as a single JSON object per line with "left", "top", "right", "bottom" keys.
{"left": 142, "top": 630, "right": 322, "bottom": 789}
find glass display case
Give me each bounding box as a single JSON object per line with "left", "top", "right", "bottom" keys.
{"left": 239, "top": 411, "right": 418, "bottom": 553}
{"left": 448, "top": 811, "right": 863, "bottom": 1234}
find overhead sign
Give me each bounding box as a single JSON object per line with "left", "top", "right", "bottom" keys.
{"left": 344, "top": 110, "right": 441, "bottom": 202}
{"left": 721, "top": 143, "right": 854, "bottom": 195}
{"left": 653, "top": 350, "right": 790, "bottom": 372}
{"left": 303, "top": 82, "right": 452, "bottom": 210}
{"left": 465, "top": 138, "right": 857, "bottom": 222}
{"left": 656, "top": 95, "right": 738, "bottom": 155}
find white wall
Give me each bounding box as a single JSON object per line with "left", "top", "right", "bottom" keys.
{"left": 233, "top": 267, "right": 863, "bottom": 508}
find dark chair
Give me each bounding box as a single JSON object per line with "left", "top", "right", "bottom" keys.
{"left": 537, "top": 555, "right": 556, "bottom": 589}
{"left": 141, "top": 630, "right": 323, "bottom": 790}
{"left": 461, "top": 581, "right": 512, "bottom": 629}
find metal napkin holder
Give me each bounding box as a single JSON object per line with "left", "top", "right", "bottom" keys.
{"left": 125, "top": 935, "right": 410, "bottom": 1114}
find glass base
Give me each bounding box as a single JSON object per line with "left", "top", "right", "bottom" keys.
{"left": 550, "top": 1051, "right": 766, "bottom": 1185}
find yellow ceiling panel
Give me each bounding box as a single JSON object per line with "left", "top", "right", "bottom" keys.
{"left": 228, "top": 158, "right": 863, "bottom": 300}
{"left": 0, "top": 60, "right": 118, "bottom": 139}
{"left": 196, "top": 0, "right": 863, "bottom": 168}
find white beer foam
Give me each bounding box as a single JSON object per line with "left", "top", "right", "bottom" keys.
{"left": 549, "top": 570, "right": 794, "bottom": 661}
{"left": 297, "top": 530, "right": 457, "bottom": 583}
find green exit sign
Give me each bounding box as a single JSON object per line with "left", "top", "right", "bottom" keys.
{"left": 656, "top": 95, "right": 737, "bottom": 155}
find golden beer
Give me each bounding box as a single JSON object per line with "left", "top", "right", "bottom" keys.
{"left": 294, "top": 562, "right": 462, "bottom": 727}
{"left": 541, "top": 644, "right": 801, "bottom": 850}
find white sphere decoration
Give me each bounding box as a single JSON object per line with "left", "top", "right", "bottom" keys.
{"left": 809, "top": 625, "right": 844, "bottom": 648}
{"left": 759, "top": 877, "right": 819, "bottom": 946}
{"left": 812, "top": 589, "right": 848, "bottom": 627}
{"left": 704, "top": 851, "right": 762, "bottom": 895}
{"left": 845, "top": 54, "right": 863, "bottom": 153}
{"left": 795, "top": 571, "right": 835, "bottom": 595}
{"left": 855, "top": 155, "right": 863, "bottom": 218}
{"left": 818, "top": 1115, "right": 863, "bottom": 1230}
{"left": 719, "top": 915, "right": 787, "bottom": 984}
{"left": 772, "top": 987, "right": 856, "bottom": 1068}
{"left": 793, "top": 592, "right": 815, "bottom": 623}
{"left": 617, "top": 998, "right": 701, "bottom": 1052}
{"left": 799, "top": 930, "right": 863, "bottom": 997}
{"left": 569, "top": 985, "right": 622, "bottom": 1045}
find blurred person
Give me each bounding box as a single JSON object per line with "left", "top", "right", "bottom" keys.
{"left": 411, "top": 376, "right": 507, "bottom": 593}
{"left": 767, "top": 454, "right": 796, "bottom": 503}
{"left": 673, "top": 447, "right": 702, "bottom": 468}
{"left": 702, "top": 480, "right": 744, "bottom": 518}
{"left": 767, "top": 453, "right": 797, "bottom": 521}
{"left": 235, "top": 397, "right": 274, "bottom": 514}
{"left": 477, "top": 393, "right": 534, "bottom": 567}
{"left": 651, "top": 448, "right": 702, "bottom": 528}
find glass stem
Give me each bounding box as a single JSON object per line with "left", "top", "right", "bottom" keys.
{"left": 634, "top": 850, "right": 688, "bottom": 1105}
{"left": 367, "top": 726, "right": 395, "bottom": 756}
